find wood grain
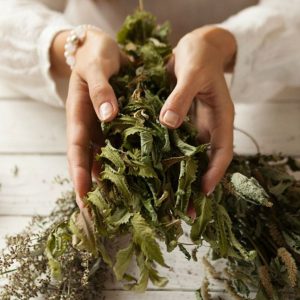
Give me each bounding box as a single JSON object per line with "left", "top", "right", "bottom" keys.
{"left": 0, "top": 155, "right": 70, "bottom": 216}
{"left": 0, "top": 99, "right": 66, "bottom": 153}
{"left": 234, "top": 102, "right": 300, "bottom": 155}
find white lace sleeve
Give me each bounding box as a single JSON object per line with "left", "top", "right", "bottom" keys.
{"left": 219, "top": 0, "right": 300, "bottom": 102}
{"left": 0, "top": 0, "right": 72, "bottom": 106}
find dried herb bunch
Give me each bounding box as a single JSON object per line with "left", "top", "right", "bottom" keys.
{"left": 0, "top": 192, "right": 105, "bottom": 299}
{"left": 208, "top": 155, "right": 300, "bottom": 300}
{"left": 1, "top": 9, "right": 300, "bottom": 300}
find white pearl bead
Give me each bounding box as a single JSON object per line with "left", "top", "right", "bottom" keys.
{"left": 64, "top": 25, "right": 95, "bottom": 70}
{"left": 66, "top": 55, "right": 75, "bottom": 67}
{"left": 70, "top": 34, "right": 78, "bottom": 43}
{"left": 75, "top": 26, "right": 86, "bottom": 40}
{"left": 64, "top": 50, "right": 70, "bottom": 58}
{"left": 65, "top": 43, "right": 76, "bottom": 53}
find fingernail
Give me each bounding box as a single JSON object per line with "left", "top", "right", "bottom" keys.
{"left": 99, "top": 102, "right": 113, "bottom": 121}
{"left": 163, "top": 110, "right": 180, "bottom": 128}
{"left": 206, "top": 187, "right": 215, "bottom": 197}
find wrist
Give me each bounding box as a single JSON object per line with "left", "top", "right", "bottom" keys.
{"left": 50, "top": 30, "right": 71, "bottom": 77}
{"left": 193, "top": 26, "right": 237, "bottom": 72}
{"left": 51, "top": 26, "right": 122, "bottom": 81}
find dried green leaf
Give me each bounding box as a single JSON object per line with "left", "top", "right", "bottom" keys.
{"left": 113, "top": 242, "right": 134, "bottom": 280}
{"left": 131, "top": 213, "right": 166, "bottom": 267}
{"left": 191, "top": 195, "right": 212, "bottom": 243}
{"left": 230, "top": 173, "right": 272, "bottom": 207}
{"left": 178, "top": 243, "right": 191, "bottom": 260}
{"left": 69, "top": 208, "right": 97, "bottom": 255}
{"left": 98, "top": 140, "right": 126, "bottom": 174}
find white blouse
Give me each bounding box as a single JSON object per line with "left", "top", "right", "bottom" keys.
{"left": 0, "top": 0, "right": 299, "bottom": 106}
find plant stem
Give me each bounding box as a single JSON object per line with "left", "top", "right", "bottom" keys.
{"left": 139, "top": 0, "right": 144, "bottom": 11}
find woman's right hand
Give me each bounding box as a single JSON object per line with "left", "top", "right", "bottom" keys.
{"left": 51, "top": 28, "right": 123, "bottom": 208}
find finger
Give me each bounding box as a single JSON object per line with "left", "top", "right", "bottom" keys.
{"left": 91, "top": 143, "right": 102, "bottom": 183}
{"left": 166, "top": 52, "right": 176, "bottom": 84}
{"left": 201, "top": 143, "right": 233, "bottom": 196}
{"left": 85, "top": 65, "right": 119, "bottom": 122}
{"left": 66, "top": 73, "right": 95, "bottom": 208}
{"left": 201, "top": 105, "right": 234, "bottom": 195}
{"left": 89, "top": 118, "right": 105, "bottom": 182}
{"left": 159, "top": 75, "right": 198, "bottom": 128}
{"left": 194, "top": 100, "right": 211, "bottom": 143}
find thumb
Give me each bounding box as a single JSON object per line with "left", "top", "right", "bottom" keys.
{"left": 159, "top": 78, "right": 197, "bottom": 128}
{"left": 85, "top": 68, "right": 119, "bottom": 122}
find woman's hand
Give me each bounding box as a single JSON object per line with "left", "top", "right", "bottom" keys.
{"left": 160, "top": 26, "right": 237, "bottom": 195}
{"left": 51, "top": 28, "right": 123, "bottom": 208}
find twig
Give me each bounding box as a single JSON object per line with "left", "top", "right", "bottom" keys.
{"left": 234, "top": 127, "right": 260, "bottom": 154}
{"left": 138, "top": 0, "right": 144, "bottom": 11}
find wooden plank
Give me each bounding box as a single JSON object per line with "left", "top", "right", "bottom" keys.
{"left": 0, "top": 216, "right": 31, "bottom": 248}
{"left": 0, "top": 100, "right": 66, "bottom": 153}
{"left": 102, "top": 290, "right": 239, "bottom": 300}
{"left": 0, "top": 155, "right": 70, "bottom": 216}
{"left": 234, "top": 102, "right": 300, "bottom": 155}
{"left": 0, "top": 99, "right": 300, "bottom": 155}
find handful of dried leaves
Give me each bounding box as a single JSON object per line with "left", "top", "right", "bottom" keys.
{"left": 1, "top": 9, "right": 300, "bottom": 300}
{"left": 199, "top": 155, "right": 300, "bottom": 300}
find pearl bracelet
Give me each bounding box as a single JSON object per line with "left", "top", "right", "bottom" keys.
{"left": 64, "top": 25, "right": 97, "bottom": 70}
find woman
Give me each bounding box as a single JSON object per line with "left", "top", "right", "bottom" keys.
{"left": 0, "top": 0, "right": 299, "bottom": 208}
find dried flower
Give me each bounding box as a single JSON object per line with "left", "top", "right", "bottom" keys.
{"left": 202, "top": 256, "right": 222, "bottom": 280}
{"left": 225, "top": 281, "right": 249, "bottom": 300}
{"left": 0, "top": 192, "right": 106, "bottom": 299}
{"left": 258, "top": 265, "right": 274, "bottom": 298}
{"left": 268, "top": 223, "right": 285, "bottom": 247}
{"left": 200, "top": 277, "right": 212, "bottom": 300}
{"left": 277, "top": 247, "right": 298, "bottom": 288}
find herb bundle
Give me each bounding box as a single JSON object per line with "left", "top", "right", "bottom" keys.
{"left": 0, "top": 192, "right": 105, "bottom": 299}
{"left": 199, "top": 155, "right": 300, "bottom": 300}
{"left": 1, "top": 9, "right": 300, "bottom": 300}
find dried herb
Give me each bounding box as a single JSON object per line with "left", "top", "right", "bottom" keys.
{"left": 0, "top": 192, "right": 105, "bottom": 299}
{"left": 1, "top": 9, "right": 300, "bottom": 300}
{"left": 202, "top": 155, "right": 300, "bottom": 300}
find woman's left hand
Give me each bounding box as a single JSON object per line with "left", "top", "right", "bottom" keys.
{"left": 160, "top": 26, "right": 237, "bottom": 195}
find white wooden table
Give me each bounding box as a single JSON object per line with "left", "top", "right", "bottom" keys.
{"left": 0, "top": 96, "right": 299, "bottom": 299}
